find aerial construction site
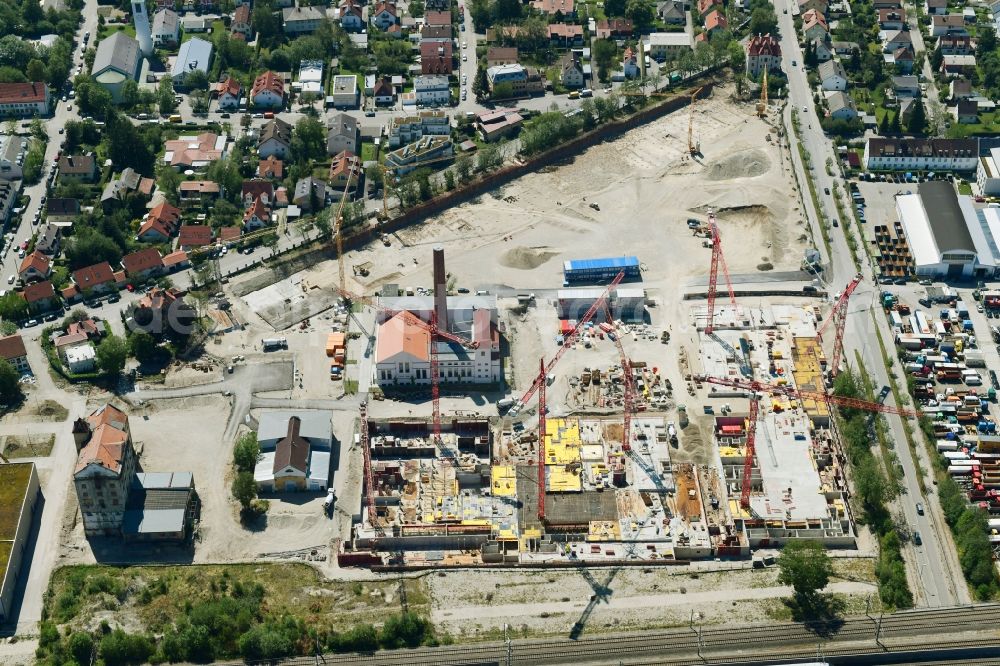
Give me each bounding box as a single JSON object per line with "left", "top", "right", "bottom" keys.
{"left": 317, "top": 85, "right": 902, "bottom": 570}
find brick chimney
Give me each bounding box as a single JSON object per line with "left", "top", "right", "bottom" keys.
{"left": 432, "top": 246, "right": 448, "bottom": 332}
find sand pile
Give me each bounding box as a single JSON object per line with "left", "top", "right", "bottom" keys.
{"left": 704, "top": 148, "right": 771, "bottom": 181}
{"left": 500, "top": 246, "right": 558, "bottom": 270}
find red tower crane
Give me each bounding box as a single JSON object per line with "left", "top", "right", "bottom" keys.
{"left": 817, "top": 275, "right": 863, "bottom": 380}
{"left": 606, "top": 308, "right": 636, "bottom": 452}
{"left": 697, "top": 374, "right": 920, "bottom": 508}
{"left": 537, "top": 358, "right": 547, "bottom": 522}
{"left": 509, "top": 270, "right": 626, "bottom": 417}
{"left": 705, "top": 212, "right": 736, "bottom": 335}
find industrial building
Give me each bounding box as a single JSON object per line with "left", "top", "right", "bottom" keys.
{"left": 976, "top": 145, "right": 1000, "bottom": 195}
{"left": 557, "top": 287, "right": 646, "bottom": 322}
{"left": 895, "top": 181, "right": 1000, "bottom": 279}
{"left": 374, "top": 247, "right": 502, "bottom": 388}
{"left": 254, "top": 410, "right": 332, "bottom": 492}
{"left": 0, "top": 463, "right": 39, "bottom": 623}
{"left": 563, "top": 256, "right": 641, "bottom": 285}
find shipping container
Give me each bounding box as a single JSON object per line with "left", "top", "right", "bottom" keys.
{"left": 262, "top": 337, "right": 287, "bottom": 351}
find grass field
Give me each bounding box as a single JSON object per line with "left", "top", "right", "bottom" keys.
{"left": 2, "top": 433, "right": 56, "bottom": 458}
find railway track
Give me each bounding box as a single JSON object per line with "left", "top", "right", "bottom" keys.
{"left": 223, "top": 603, "right": 1000, "bottom": 666}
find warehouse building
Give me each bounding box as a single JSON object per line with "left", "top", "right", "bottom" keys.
{"left": 895, "top": 181, "right": 1000, "bottom": 279}
{"left": 0, "top": 463, "right": 40, "bottom": 623}
{"left": 563, "top": 256, "right": 641, "bottom": 285}
{"left": 557, "top": 287, "right": 646, "bottom": 322}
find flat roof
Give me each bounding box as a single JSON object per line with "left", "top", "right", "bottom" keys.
{"left": 564, "top": 256, "right": 640, "bottom": 272}
{"left": 897, "top": 192, "right": 939, "bottom": 267}
{"left": 0, "top": 463, "right": 33, "bottom": 540}
{"left": 747, "top": 413, "right": 830, "bottom": 520}
{"left": 919, "top": 181, "right": 975, "bottom": 253}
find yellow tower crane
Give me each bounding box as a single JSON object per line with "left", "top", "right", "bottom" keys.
{"left": 757, "top": 70, "right": 768, "bottom": 118}
{"left": 688, "top": 86, "right": 703, "bottom": 156}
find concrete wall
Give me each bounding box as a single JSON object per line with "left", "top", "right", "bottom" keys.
{"left": 0, "top": 463, "right": 40, "bottom": 622}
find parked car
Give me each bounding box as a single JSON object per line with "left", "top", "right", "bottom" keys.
{"left": 913, "top": 531, "right": 922, "bottom": 545}
{"left": 916, "top": 502, "right": 924, "bottom": 515}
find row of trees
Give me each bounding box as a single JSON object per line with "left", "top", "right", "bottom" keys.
{"left": 0, "top": 33, "right": 74, "bottom": 89}
{"left": 938, "top": 470, "right": 1000, "bottom": 599}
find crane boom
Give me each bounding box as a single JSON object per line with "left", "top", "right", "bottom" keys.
{"left": 817, "top": 275, "right": 863, "bottom": 379}
{"left": 705, "top": 212, "right": 736, "bottom": 335}
{"left": 360, "top": 401, "right": 377, "bottom": 523}
{"left": 509, "top": 271, "right": 626, "bottom": 415}
{"left": 606, "top": 308, "right": 635, "bottom": 451}
{"left": 741, "top": 397, "right": 759, "bottom": 508}
{"left": 537, "top": 358, "right": 547, "bottom": 522}
{"left": 431, "top": 311, "right": 442, "bottom": 442}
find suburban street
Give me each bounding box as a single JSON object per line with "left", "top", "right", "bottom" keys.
{"left": 776, "top": 0, "right": 968, "bottom": 606}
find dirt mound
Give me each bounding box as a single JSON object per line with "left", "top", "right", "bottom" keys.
{"left": 500, "top": 246, "right": 558, "bottom": 270}
{"left": 704, "top": 148, "right": 771, "bottom": 181}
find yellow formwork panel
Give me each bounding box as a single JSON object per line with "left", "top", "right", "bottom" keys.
{"left": 586, "top": 520, "right": 621, "bottom": 541}
{"left": 548, "top": 465, "right": 582, "bottom": 492}
{"left": 491, "top": 465, "right": 517, "bottom": 497}
{"left": 545, "top": 418, "right": 582, "bottom": 466}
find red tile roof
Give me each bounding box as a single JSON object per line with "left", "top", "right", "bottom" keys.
{"left": 162, "top": 250, "right": 189, "bottom": 267}
{"left": 216, "top": 76, "right": 242, "bottom": 97}
{"left": 72, "top": 261, "right": 116, "bottom": 289}
{"left": 0, "top": 82, "right": 47, "bottom": 105}
{"left": 139, "top": 200, "right": 182, "bottom": 239}
{"left": 257, "top": 156, "right": 283, "bottom": 179}
{"left": 243, "top": 196, "right": 270, "bottom": 225}
{"left": 424, "top": 9, "right": 451, "bottom": 25}
{"left": 252, "top": 70, "right": 284, "bottom": 98}
{"left": 0, "top": 334, "right": 26, "bottom": 361}
{"left": 22, "top": 280, "right": 55, "bottom": 304}
{"left": 179, "top": 180, "right": 220, "bottom": 194}
{"left": 178, "top": 224, "right": 213, "bottom": 247}
{"left": 242, "top": 179, "right": 274, "bottom": 201}
{"left": 121, "top": 247, "right": 164, "bottom": 276}
{"left": 19, "top": 250, "right": 50, "bottom": 276}
{"left": 704, "top": 9, "right": 727, "bottom": 30}
{"left": 532, "top": 0, "right": 574, "bottom": 13}
{"left": 219, "top": 226, "right": 242, "bottom": 242}
{"left": 747, "top": 33, "right": 781, "bottom": 57}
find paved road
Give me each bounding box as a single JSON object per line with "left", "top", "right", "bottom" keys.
{"left": 905, "top": 16, "right": 945, "bottom": 135}
{"left": 775, "top": 0, "right": 966, "bottom": 606}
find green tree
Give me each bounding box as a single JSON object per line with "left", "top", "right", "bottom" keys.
{"left": 183, "top": 69, "right": 210, "bottom": 91}
{"left": 291, "top": 116, "right": 326, "bottom": 162}
{"left": 889, "top": 110, "right": 901, "bottom": 134}
{"left": 234, "top": 431, "right": 261, "bottom": 472}
{"left": 127, "top": 331, "right": 158, "bottom": 364}
{"left": 624, "top": 0, "right": 655, "bottom": 29}
{"left": 0, "top": 359, "right": 22, "bottom": 405}
{"left": 231, "top": 470, "right": 258, "bottom": 509}
{"left": 604, "top": 0, "right": 625, "bottom": 16}
{"left": 749, "top": 6, "right": 778, "bottom": 36}
{"left": 158, "top": 76, "right": 177, "bottom": 115}
{"left": 777, "top": 540, "right": 833, "bottom": 599}
{"left": 476, "top": 143, "right": 503, "bottom": 172}
{"left": 0, "top": 291, "right": 28, "bottom": 322}
{"left": 157, "top": 165, "right": 182, "bottom": 205}
{"left": 907, "top": 95, "right": 926, "bottom": 135}
{"left": 455, "top": 154, "right": 473, "bottom": 183}
{"left": 96, "top": 335, "right": 128, "bottom": 376}
{"left": 68, "top": 632, "right": 95, "bottom": 666}
{"left": 99, "top": 629, "right": 154, "bottom": 666}
{"left": 26, "top": 58, "right": 45, "bottom": 82}
{"left": 472, "top": 63, "right": 488, "bottom": 102}
{"left": 253, "top": 0, "right": 283, "bottom": 47}
{"left": 444, "top": 169, "right": 455, "bottom": 190}
{"left": 593, "top": 39, "right": 617, "bottom": 83}
{"left": 878, "top": 111, "right": 889, "bottom": 135}
{"left": 978, "top": 27, "right": 997, "bottom": 59}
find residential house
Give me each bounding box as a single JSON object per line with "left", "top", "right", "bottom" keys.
{"left": 292, "top": 177, "right": 328, "bottom": 213}
{"left": 328, "top": 151, "right": 362, "bottom": 199}
{"left": 892, "top": 45, "right": 915, "bottom": 73}
{"left": 953, "top": 98, "right": 979, "bottom": 123}
{"left": 338, "top": 0, "right": 365, "bottom": 31}
{"left": 162, "top": 250, "right": 190, "bottom": 273}
{"left": 596, "top": 19, "right": 633, "bottom": 39}
{"left": 863, "top": 136, "right": 978, "bottom": 170}
{"left": 385, "top": 135, "right": 453, "bottom": 175}
{"left": 623, "top": 47, "right": 639, "bottom": 79}
{"left": 242, "top": 197, "right": 271, "bottom": 230}
{"left": 242, "top": 179, "right": 274, "bottom": 207}
{"left": 214, "top": 77, "right": 242, "bottom": 110}
{"left": 476, "top": 108, "right": 524, "bottom": 142}
{"left": 163, "top": 132, "right": 226, "bottom": 170}
{"left": 925, "top": 0, "right": 946, "bottom": 14}
{"left": 646, "top": 31, "right": 693, "bottom": 61}
{"left": 420, "top": 41, "right": 453, "bottom": 75}
{"left": 0, "top": 134, "right": 24, "bottom": 180}
{"left": 387, "top": 112, "right": 449, "bottom": 147}
{"left": 812, "top": 36, "right": 833, "bottom": 62}
{"left": 18, "top": 250, "right": 50, "bottom": 284}
{"left": 171, "top": 38, "right": 213, "bottom": 90}
{"left": 127, "top": 288, "right": 194, "bottom": 336}
{"left": 548, "top": 23, "right": 584, "bottom": 47}
{"left": 818, "top": 59, "right": 847, "bottom": 90}
{"left": 67, "top": 261, "right": 120, "bottom": 299}
{"left": 152, "top": 9, "right": 180, "bottom": 47}
{"left": 22, "top": 280, "right": 58, "bottom": 313}
{"left": 532, "top": 0, "right": 574, "bottom": 15}
{"left": 326, "top": 113, "right": 360, "bottom": 155}
{"left": 560, "top": 52, "right": 585, "bottom": 89}
{"left": 892, "top": 75, "right": 920, "bottom": 97}
{"left": 871, "top": 0, "right": 900, "bottom": 8}
{"left": 178, "top": 181, "right": 220, "bottom": 208}
{"left": 485, "top": 64, "right": 544, "bottom": 97}
{"left": 703, "top": 10, "right": 728, "bottom": 34}
{"left": 35, "top": 224, "right": 61, "bottom": 255}
{"left": 938, "top": 34, "right": 975, "bottom": 56}
{"left": 121, "top": 248, "right": 165, "bottom": 281}
{"left": 138, "top": 201, "right": 182, "bottom": 242}
{"left": 218, "top": 227, "right": 242, "bottom": 246}
{"left": 487, "top": 47, "right": 518, "bottom": 67}
{"left": 0, "top": 335, "right": 29, "bottom": 375}
{"left": 746, "top": 33, "right": 782, "bottom": 78}
{"left": 373, "top": 77, "right": 395, "bottom": 105}
{"left": 58, "top": 154, "right": 96, "bottom": 182}
{"left": 882, "top": 29, "right": 912, "bottom": 53}
{"left": 92, "top": 32, "right": 142, "bottom": 103}
{"left": 282, "top": 5, "right": 325, "bottom": 34}
{"left": 258, "top": 155, "right": 284, "bottom": 179}
{"left": 942, "top": 54, "right": 977, "bottom": 76}
{"left": 231, "top": 4, "right": 253, "bottom": 39}
{"left": 656, "top": 0, "right": 687, "bottom": 24}
{"left": 801, "top": 9, "right": 828, "bottom": 41}
{"left": 253, "top": 413, "right": 332, "bottom": 493}
{"left": 0, "top": 179, "right": 18, "bottom": 227}
{"left": 46, "top": 198, "right": 78, "bottom": 225}
{"left": 421, "top": 24, "right": 452, "bottom": 42}
{"left": 0, "top": 82, "right": 49, "bottom": 118}
{"left": 331, "top": 75, "right": 359, "bottom": 108}
{"left": 424, "top": 10, "right": 451, "bottom": 25}
{"left": 297, "top": 59, "right": 324, "bottom": 96}
{"left": 878, "top": 7, "right": 905, "bottom": 30}
{"left": 251, "top": 71, "right": 285, "bottom": 108}
{"left": 258, "top": 118, "right": 293, "bottom": 159}
{"left": 371, "top": 1, "right": 398, "bottom": 30}
{"left": 697, "top": 0, "right": 720, "bottom": 17}
{"left": 413, "top": 75, "right": 451, "bottom": 106}
{"left": 73, "top": 405, "right": 137, "bottom": 536}
{"left": 932, "top": 14, "right": 966, "bottom": 37}
{"left": 177, "top": 225, "right": 213, "bottom": 251}
{"left": 831, "top": 40, "right": 859, "bottom": 56}
{"left": 950, "top": 78, "right": 973, "bottom": 101}
{"left": 827, "top": 91, "right": 858, "bottom": 120}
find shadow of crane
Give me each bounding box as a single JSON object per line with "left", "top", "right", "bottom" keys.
{"left": 569, "top": 565, "right": 621, "bottom": 640}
